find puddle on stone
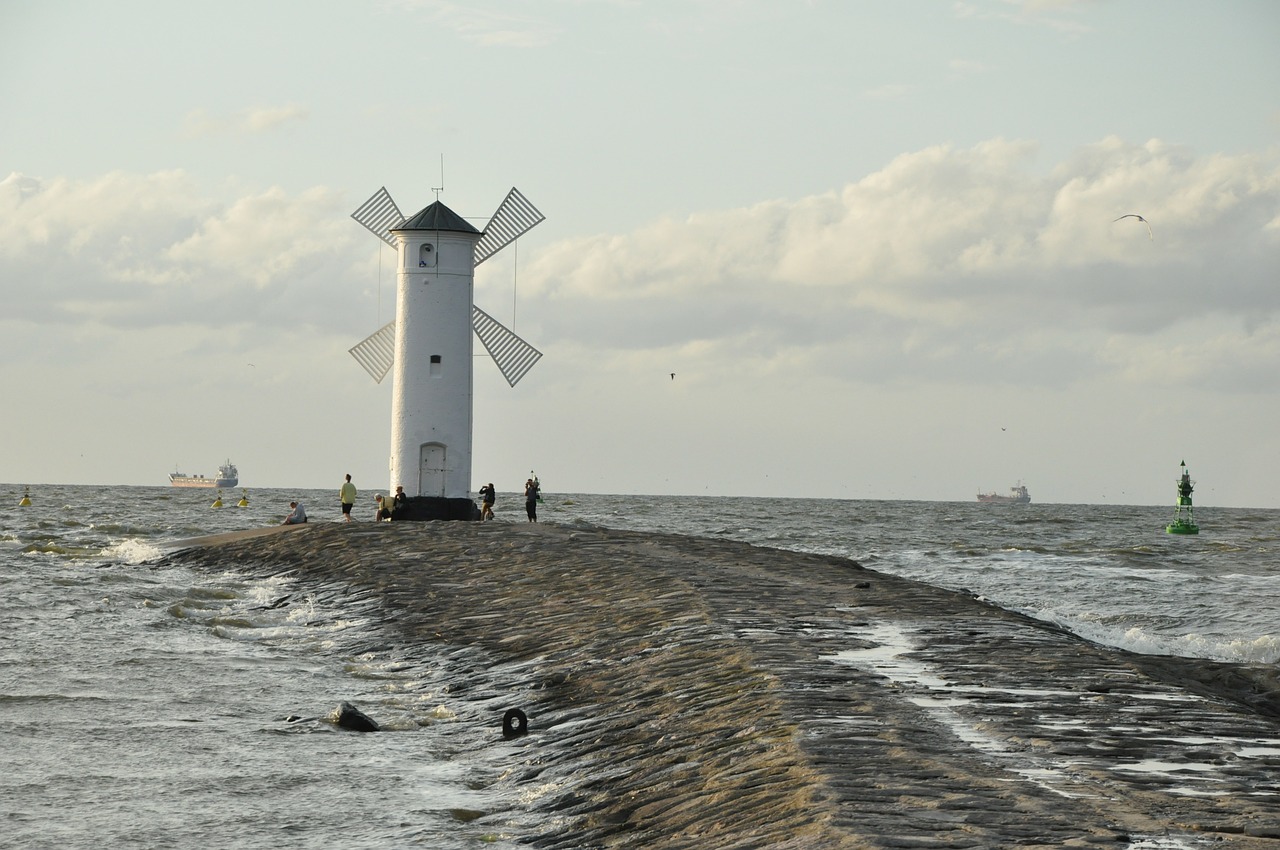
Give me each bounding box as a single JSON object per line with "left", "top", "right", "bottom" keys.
{"left": 1238, "top": 744, "right": 1280, "bottom": 758}
{"left": 819, "top": 620, "right": 1276, "bottom": 801}
{"left": 1113, "top": 759, "right": 1225, "bottom": 778}
{"left": 821, "top": 622, "right": 1088, "bottom": 798}
{"left": 1125, "top": 836, "right": 1212, "bottom": 849}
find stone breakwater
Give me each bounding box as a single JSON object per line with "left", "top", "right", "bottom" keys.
{"left": 168, "top": 521, "right": 1280, "bottom": 849}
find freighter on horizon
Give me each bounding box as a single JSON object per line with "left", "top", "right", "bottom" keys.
{"left": 170, "top": 459, "right": 238, "bottom": 489}
{"left": 977, "top": 482, "right": 1030, "bottom": 504}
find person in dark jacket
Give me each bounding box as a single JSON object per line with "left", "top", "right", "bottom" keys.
{"left": 524, "top": 479, "right": 538, "bottom": 522}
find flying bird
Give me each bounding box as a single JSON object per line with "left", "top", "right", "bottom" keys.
{"left": 1114, "top": 213, "right": 1153, "bottom": 241}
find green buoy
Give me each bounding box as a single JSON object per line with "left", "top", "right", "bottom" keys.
{"left": 1165, "top": 460, "right": 1199, "bottom": 535}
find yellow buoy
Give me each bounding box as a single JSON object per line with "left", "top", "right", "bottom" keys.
{"left": 237, "top": 489, "right": 249, "bottom": 508}
{"left": 212, "top": 490, "right": 223, "bottom": 508}
{"left": 19, "top": 486, "right": 31, "bottom": 507}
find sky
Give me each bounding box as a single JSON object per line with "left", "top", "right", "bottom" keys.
{"left": 2, "top": 0, "right": 1278, "bottom": 507}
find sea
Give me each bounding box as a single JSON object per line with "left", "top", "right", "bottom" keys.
{"left": 2, "top": 483, "right": 1277, "bottom": 849}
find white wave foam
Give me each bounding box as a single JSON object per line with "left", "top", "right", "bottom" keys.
{"left": 1157, "top": 631, "right": 1280, "bottom": 664}
{"left": 103, "top": 539, "right": 164, "bottom": 565}
{"left": 1067, "top": 620, "right": 1280, "bottom": 664}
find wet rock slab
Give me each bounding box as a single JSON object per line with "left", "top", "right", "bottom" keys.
{"left": 170, "top": 522, "right": 1280, "bottom": 848}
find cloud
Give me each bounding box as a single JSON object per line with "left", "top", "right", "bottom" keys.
{"left": 4, "top": 136, "right": 1277, "bottom": 407}
{"left": 4, "top": 137, "right": 1278, "bottom": 503}
{"left": 861, "top": 83, "right": 916, "bottom": 101}
{"left": 518, "top": 137, "right": 1280, "bottom": 393}
{"left": 398, "top": 0, "right": 559, "bottom": 48}
{"left": 243, "top": 104, "right": 311, "bottom": 132}
{"left": 948, "top": 58, "right": 993, "bottom": 78}
{"left": 0, "top": 171, "right": 364, "bottom": 332}
{"left": 953, "top": 0, "right": 1092, "bottom": 36}
{"left": 181, "top": 104, "right": 310, "bottom": 138}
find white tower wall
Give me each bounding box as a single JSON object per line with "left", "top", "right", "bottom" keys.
{"left": 388, "top": 228, "right": 480, "bottom": 498}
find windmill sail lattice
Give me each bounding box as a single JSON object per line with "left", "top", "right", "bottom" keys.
{"left": 349, "top": 311, "right": 541, "bottom": 388}
{"left": 472, "top": 306, "right": 542, "bottom": 387}
{"left": 473, "top": 187, "right": 545, "bottom": 266}
{"left": 348, "top": 185, "right": 545, "bottom": 388}
{"left": 351, "top": 187, "right": 405, "bottom": 247}
{"left": 348, "top": 321, "right": 396, "bottom": 383}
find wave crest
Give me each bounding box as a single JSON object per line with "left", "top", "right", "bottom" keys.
{"left": 104, "top": 539, "right": 164, "bottom": 565}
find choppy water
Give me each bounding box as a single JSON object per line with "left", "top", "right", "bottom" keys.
{"left": 1, "top": 485, "right": 518, "bottom": 850}
{"left": 561, "top": 494, "right": 1280, "bottom": 664}
{"left": 2, "top": 483, "right": 1277, "bottom": 848}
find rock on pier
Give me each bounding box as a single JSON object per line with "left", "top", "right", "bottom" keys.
{"left": 169, "top": 521, "right": 1280, "bottom": 848}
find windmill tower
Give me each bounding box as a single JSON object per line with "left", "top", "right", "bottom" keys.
{"left": 348, "top": 186, "right": 544, "bottom": 512}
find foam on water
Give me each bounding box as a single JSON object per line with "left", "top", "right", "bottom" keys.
{"left": 103, "top": 538, "right": 164, "bottom": 564}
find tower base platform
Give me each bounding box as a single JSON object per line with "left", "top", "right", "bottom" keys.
{"left": 394, "top": 496, "right": 480, "bottom": 522}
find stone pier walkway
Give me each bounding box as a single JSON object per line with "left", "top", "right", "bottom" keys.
{"left": 169, "top": 521, "right": 1280, "bottom": 849}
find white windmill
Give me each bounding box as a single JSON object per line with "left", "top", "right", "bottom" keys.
{"left": 348, "top": 186, "right": 544, "bottom": 513}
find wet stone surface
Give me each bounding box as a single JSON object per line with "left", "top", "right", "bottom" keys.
{"left": 170, "top": 521, "right": 1280, "bottom": 849}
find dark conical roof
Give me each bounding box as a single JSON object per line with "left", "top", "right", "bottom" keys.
{"left": 392, "top": 201, "right": 481, "bottom": 234}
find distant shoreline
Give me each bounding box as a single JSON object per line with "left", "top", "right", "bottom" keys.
{"left": 9, "top": 481, "right": 1280, "bottom": 510}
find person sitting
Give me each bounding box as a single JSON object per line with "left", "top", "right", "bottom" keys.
{"left": 392, "top": 485, "right": 407, "bottom": 515}
{"left": 282, "top": 501, "right": 307, "bottom": 525}
{"left": 374, "top": 494, "right": 392, "bottom": 522}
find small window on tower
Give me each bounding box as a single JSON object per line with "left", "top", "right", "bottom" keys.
{"left": 418, "top": 242, "right": 436, "bottom": 268}
{"left": 429, "top": 355, "right": 442, "bottom": 377}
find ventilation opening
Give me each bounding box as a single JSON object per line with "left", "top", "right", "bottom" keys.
{"left": 429, "top": 355, "right": 442, "bottom": 377}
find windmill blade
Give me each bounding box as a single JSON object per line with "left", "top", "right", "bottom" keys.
{"left": 348, "top": 321, "right": 397, "bottom": 383}
{"left": 473, "top": 187, "right": 545, "bottom": 267}
{"left": 351, "top": 187, "right": 405, "bottom": 247}
{"left": 472, "top": 306, "right": 542, "bottom": 387}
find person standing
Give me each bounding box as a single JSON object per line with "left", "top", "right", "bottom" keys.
{"left": 479, "top": 483, "right": 496, "bottom": 520}
{"left": 339, "top": 474, "right": 357, "bottom": 522}
{"left": 524, "top": 478, "right": 538, "bottom": 522}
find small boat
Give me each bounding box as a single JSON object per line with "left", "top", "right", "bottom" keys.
{"left": 170, "top": 459, "right": 239, "bottom": 489}
{"left": 977, "top": 483, "right": 1030, "bottom": 504}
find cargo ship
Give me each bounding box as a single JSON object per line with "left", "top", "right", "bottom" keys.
{"left": 170, "top": 459, "right": 238, "bottom": 489}
{"left": 977, "top": 482, "right": 1030, "bottom": 504}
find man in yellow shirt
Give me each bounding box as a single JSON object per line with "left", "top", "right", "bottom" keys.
{"left": 340, "top": 474, "right": 357, "bottom": 522}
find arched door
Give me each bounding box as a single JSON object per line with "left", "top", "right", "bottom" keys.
{"left": 419, "top": 443, "right": 446, "bottom": 497}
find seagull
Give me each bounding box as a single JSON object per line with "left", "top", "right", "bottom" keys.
{"left": 1114, "top": 213, "right": 1153, "bottom": 241}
